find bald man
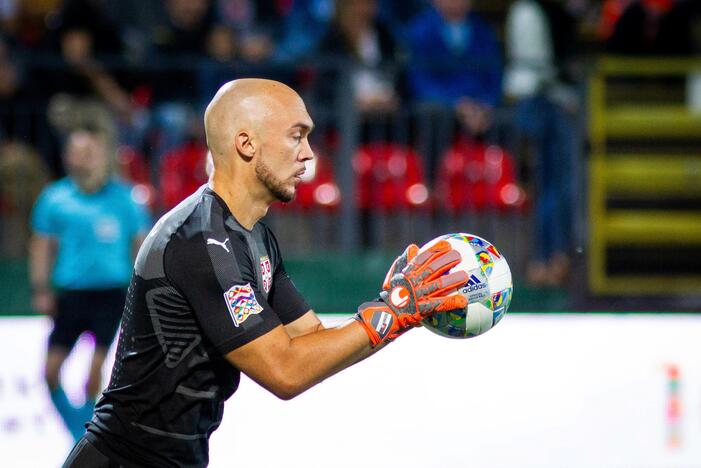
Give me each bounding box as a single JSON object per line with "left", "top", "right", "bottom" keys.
{"left": 63, "top": 79, "right": 468, "bottom": 467}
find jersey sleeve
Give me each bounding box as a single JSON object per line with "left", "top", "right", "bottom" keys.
{"left": 268, "top": 262, "right": 310, "bottom": 325}
{"left": 165, "top": 232, "right": 282, "bottom": 356}
{"left": 31, "top": 187, "right": 58, "bottom": 236}
{"left": 264, "top": 225, "right": 310, "bottom": 325}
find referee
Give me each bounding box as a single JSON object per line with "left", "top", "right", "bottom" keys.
{"left": 30, "top": 128, "right": 150, "bottom": 442}
{"left": 63, "top": 79, "right": 468, "bottom": 467}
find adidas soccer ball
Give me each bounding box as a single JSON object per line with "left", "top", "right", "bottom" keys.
{"left": 420, "top": 233, "right": 512, "bottom": 339}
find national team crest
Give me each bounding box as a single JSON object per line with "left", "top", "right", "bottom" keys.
{"left": 223, "top": 283, "right": 263, "bottom": 327}
{"left": 260, "top": 256, "right": 272, "bottom": 293}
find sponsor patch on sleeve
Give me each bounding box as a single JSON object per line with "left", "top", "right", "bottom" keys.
{"left": 223, "top": 283, "right": 263, "bottom": 327}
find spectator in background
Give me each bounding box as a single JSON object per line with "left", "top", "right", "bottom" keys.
{"left": 49, "top": 26, "right": 131, "bottom": 116}
{"left": 29, "top": 128, "right": 150, "bottom": 442}
{"left": 377, "top": 0, "right": 428, "bottom": 37}
{"left": 275, "top": 0, "right": 426, "bottom": 62}
{"left": 26, "top": 0, "right": 138, "bottom": 163}
{"left": 0, "top": 141, "right": 49, "bottom": 258}
{"left": 152, "top": 0, "right": 221, "bottom": 58}
{"left": 0, "top": 37, "right": 61, "bottom": 177}
{"left": 504, "top": 0, "right": 578, "bottom": 287}
{"left": 406, "top": 0, "right": 502, "bottom": 137}
{"left": 275, "top": 0, "right": 335, "bottom": 62}
{"left": 215, "top": 0, "right": 283, "bottom": 62}
{"left": 149, "top": 0, "right": 232, "bottom": 159}
{"left": 100, "top": 0, "right": 167, "bottom": 61}
{"left": 317, "top": 0, "right": 401, "bottom": 116}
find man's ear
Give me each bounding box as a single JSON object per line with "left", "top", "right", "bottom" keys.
{"left": 235, "top": 130, "right": 256, "bottom": 160}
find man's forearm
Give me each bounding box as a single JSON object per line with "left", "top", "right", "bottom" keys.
{"left": 288, "top": 320, "right": 377, "bottom": 386}
{"left": 228, "top": 320, "right": 376, "bottom": 400}
{"left": 29, "top": 235, "right": 54, "bottom": 290}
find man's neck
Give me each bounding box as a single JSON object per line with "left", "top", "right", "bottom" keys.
{"left": 72, "top": 175, "right": 108, "bottom": 195}
{"left": 209, "top": 174, "right": 270, "bottom": 230}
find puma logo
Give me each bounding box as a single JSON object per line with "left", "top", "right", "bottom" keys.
{"left": 207, "top": 237, "right": 230, "bottom": 253}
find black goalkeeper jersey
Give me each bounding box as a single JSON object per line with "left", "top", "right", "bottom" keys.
{"left": 85, "top": 185, "right": 310, "bottom": 467}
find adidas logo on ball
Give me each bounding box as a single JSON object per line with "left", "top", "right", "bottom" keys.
{"left": 462, "top": 274, "right": 487, "bottom": 293}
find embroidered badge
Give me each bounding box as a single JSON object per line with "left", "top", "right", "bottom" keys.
{"left": 260, "top": 256, "right": 272, "bottom": 293}
{"left": 223, "top": 283, "right": 263, "bottom": 327}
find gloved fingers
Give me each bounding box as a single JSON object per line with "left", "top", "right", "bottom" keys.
{"left": 417, "top": 294, "right": 468, "bottom": 316}
{"left": 409, "top": 249, "right": 462, "bottom": 284}
{"left": 405, "top": 244, "right": 419, "bottom": 264}
{"left": 383, "top": 244, "right": 420, "bottom": 290}
{"left": 405, "top": 240, "right": 451, "bottom": 270}
{"left": 395, "top": 310, "right": 425, "bottom": 329}
{"left": 434, "top": 294, "right": 468, "bottom": 312}
{"left": 415, "top": 271, "right": 469, "bottom": 298}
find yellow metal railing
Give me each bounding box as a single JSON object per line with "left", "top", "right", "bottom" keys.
{"left": 588, "top": 56, "right": 701, "bottom": 295}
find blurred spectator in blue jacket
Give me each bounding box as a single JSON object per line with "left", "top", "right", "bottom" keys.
{"left": 407, "top": 0, "right": 502, "bottom": 137}
{"left": 377, "top": 0, "right": 429, "bottom": 38}
{"left": 275, "top": 0, "right": 428, "bottom": 63}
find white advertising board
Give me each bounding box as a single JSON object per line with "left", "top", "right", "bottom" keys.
{"left": 0, "top": 315, "right": 700, "bottom": 468}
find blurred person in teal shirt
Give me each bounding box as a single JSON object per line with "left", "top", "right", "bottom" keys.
{"left": 29, "top": 128, "right": 150, "bottom": 442}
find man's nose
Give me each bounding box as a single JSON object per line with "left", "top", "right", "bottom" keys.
{"left": 300, "top": 138, "right": 314, "bottom": 161}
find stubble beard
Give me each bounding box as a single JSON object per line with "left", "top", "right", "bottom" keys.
{"left": 255, "top": 157, "right": 295, "bottom": 203}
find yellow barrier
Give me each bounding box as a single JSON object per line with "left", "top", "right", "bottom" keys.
{"left": 604, "top": 155, "right": 701, "bottom": 195}
{"left": 589, "top": 56, "right": 701, "bottom": 295}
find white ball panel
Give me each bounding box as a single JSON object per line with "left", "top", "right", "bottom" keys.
{"left": 488, "top": 272, "right": 512, "bottom": 294}
{"left": 465, "top": 303, "right": 494, "bottom": 335}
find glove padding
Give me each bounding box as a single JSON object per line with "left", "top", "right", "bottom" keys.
{"left": 355, "top": 240, "right": 469, "bottom": 347}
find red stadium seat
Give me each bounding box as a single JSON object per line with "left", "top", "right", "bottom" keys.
{"left": 436, "top": 137, "right": 526, "bottom": 214}
{"left": 353, "top": 142, "right": 430, "bottom": 212}
{"left": 159, "top": 140, "right": 208, "bottom": 210}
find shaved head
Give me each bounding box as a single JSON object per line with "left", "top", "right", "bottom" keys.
{"left": 204, "top": 78, "right": 306, "bottom": 158}
{"left": 204, "top": 78, "right": 315, "bottom": 209}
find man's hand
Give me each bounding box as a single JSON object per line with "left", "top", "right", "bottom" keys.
{"left": 355, "top": 241, "right": 469, "bottom": 347}
{"left": 455, "top": 98, "right": 493, "bottom": 136}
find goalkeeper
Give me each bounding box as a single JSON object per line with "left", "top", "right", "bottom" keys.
{"left": 63, "top": 79, "right": 468, "bottom": 467}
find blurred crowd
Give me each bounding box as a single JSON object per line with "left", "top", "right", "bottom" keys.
{"left": 2, "top": 0, "right": 701, "bottom": 286}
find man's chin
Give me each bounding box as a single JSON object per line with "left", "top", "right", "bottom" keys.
{"left": 278, "top": 193, "right": 295, "bottom": 203}
{"left": 274, "top": 186, "right": 296, "bottom": 203}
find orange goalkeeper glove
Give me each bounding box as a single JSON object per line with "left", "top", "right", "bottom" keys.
{"left": 355, "top": 240, "right": 469, "bottom": 347}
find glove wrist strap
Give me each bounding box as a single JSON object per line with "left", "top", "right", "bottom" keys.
{"left": 355, "top": 302, "right": 398, "bottom": 348}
